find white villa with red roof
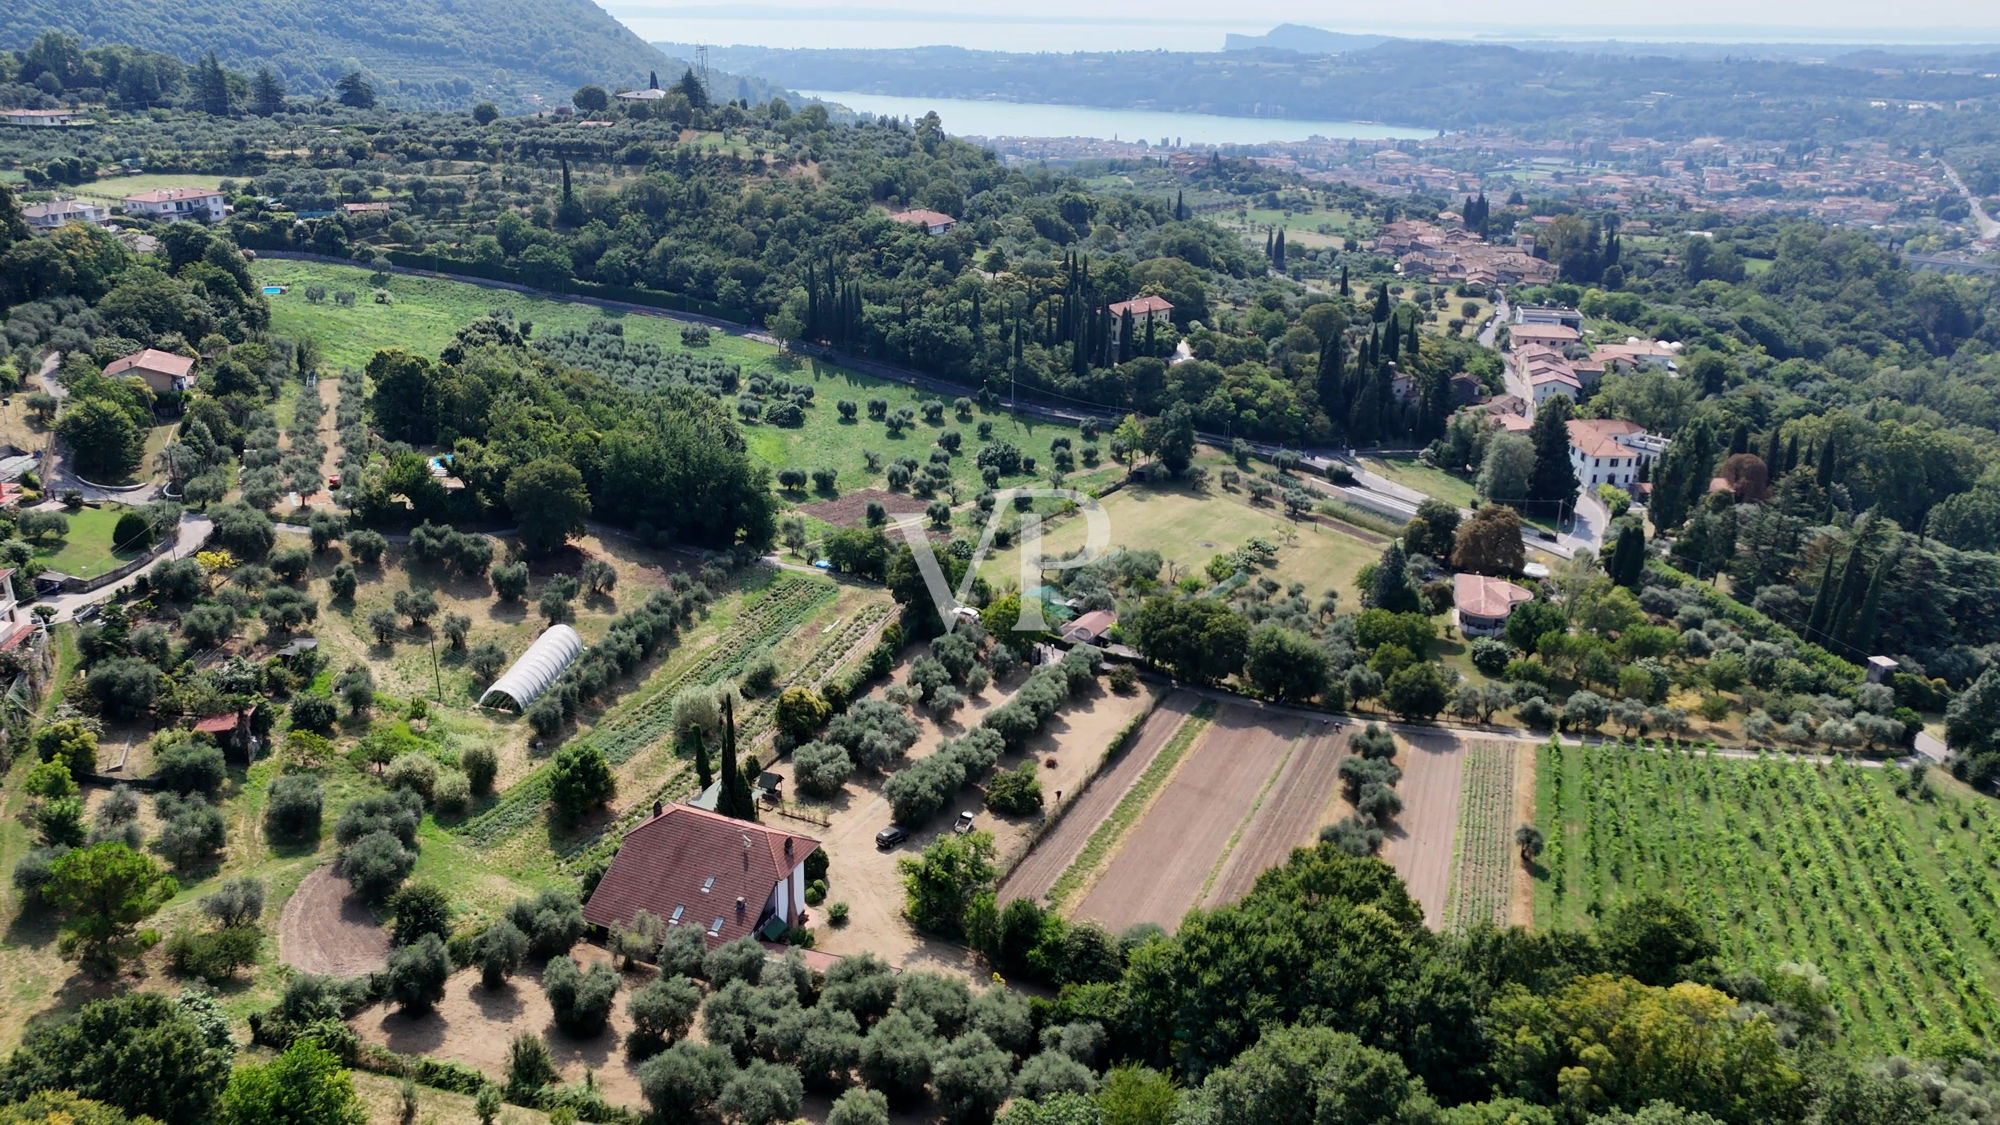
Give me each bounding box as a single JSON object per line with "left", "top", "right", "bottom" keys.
{"left": 103, "top": 349, "right": 196, "bottom": 396}
{"left": 121, "top": 187, "right": 225, "bottom": 223}
{"left": 1568, "top": 418, "right": 1669, "bottom": 490}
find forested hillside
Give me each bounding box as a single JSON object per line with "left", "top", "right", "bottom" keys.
{"left": 0, "top": 0, "right": 733, "bottom": 109}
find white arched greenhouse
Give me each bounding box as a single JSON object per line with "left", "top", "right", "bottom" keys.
{"left": 479, "top": 624, "right": 584, "bottom": 711}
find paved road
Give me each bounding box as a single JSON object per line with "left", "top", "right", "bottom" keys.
{"left": 1941, "top": 161, "right": 2000, "bottom": 245}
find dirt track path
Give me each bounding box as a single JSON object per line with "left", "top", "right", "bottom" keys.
{"left": 1202, "top": 723, "right": 1349, "bottom": 908}
{"left": 278, "top": 864, "right": 391, "bottom": 977}
{"left": 1382, "top": 732, "right": 1466, "bottom": 929}
{"left": 997, "top": 692, "right": 1195, "bottom": 906}
{"left": 1074, "top": 705, "right": 1298, "bottom": 932}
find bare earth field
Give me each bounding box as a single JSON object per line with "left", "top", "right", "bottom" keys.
{"left": 998, "top": 691, "right": 1195, "bottom": 906}
{"left": 797, "top": 487, "right": 929, "bottom": 527}
{"left": 1382, "top": 731, "right": 1468, "bottom": 929}
{"left": 1074, "top": 705, "right": 1301, "bottom": 932}
{"left": 1201, "top": 722, "right": 1350, "bottom": 908}
{"left": 278, "top": 864, "right": 391, "bottom": 977}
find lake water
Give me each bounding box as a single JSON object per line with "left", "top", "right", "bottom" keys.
{"left": 792, "top": 89, "right": 1431, "bottom": 145}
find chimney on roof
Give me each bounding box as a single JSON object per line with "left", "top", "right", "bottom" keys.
{"left": 735, "top": 896, "right": 746, "bottom": 914}
{"left": 784, "top": 838, "right": 793, "bottom": 856}
{"left": 653, "top": 800, "right": 663, "bottom": 818}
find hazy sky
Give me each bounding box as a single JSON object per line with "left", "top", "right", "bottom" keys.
{"left": 609, "top": 0, "right": 2000, "bottom": 51}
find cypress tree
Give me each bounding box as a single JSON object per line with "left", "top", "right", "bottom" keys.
{"left": 1804, "top": 549, "right": 1840, "bottom": 642}
{"left": 693, "top": 730, "right": 712, "bottom": 791}
{"left": 1406, "top": 314, "right": 1420, "bottom": 356}
{"left": 1174, "top": 189, "right": 1186, "bottom": 221}
{"left": 717, "top": 694, "right": 756, "bottom": 821}
{"left": 1763, "top": 426, "right": 1784, "bottom": 480}
{"left": 1316, "top": 333, "right": 1345, "bottom": 419}
{"left": 1729, "top": 422, "right": 1750, "bottom": 457}
{"left": 1784, "top": 432, "right": 1800, "bottom": 475}
{"left": 1264, "top": 228, "right": 1274, "bottom": 259}
{"left": 1373, "top": 283, "right": 1391, "bottom": 323}
{"left": 1339, "top": 265, "right": 1349, "bottom": 297}
{"left": 1827, "top": 545, "right": 1870, "bottom": 647}
{"left": 1851, "top": 548, "right": 1893, "bottom": 652}
{"left": 1526, "top": 396, "right": 1580, "bottom": 517}
{"left": 1273, "top": 229, "right": 1287, "bottom": 273}
{"left": 1609, "top": 521, "right": 1646, "bottom": 588}
{"left": 1816, "top": 434, "right": 1840, "bottom": 490}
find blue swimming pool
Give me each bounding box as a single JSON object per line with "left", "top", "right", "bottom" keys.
{"left": 261, "top": 286, "right": 286, "bottom": 295}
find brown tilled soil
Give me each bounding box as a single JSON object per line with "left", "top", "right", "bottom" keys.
{"left": 354, "top": 947, "right": 645, "bottom": 1109}
{"left": 798, "top": 488, "right": 929, "bottom": 528}
{"left": 1201, "top": 722, "right": 1350, "bottom": 908}
{"left": 1511, "top": 739, "right": 1538, "bottom": 926}
{"left": 1382, "top": 730, "right": 1467, "bottom": 929}
{"left": 278, "top": 864, "right": 391, "bottom": 977}
{"left": 1073, "top": 705, "right": 1300, "bottom": 933}
{"left": 997, "top": 691, "right": 1195, "bottom": 906}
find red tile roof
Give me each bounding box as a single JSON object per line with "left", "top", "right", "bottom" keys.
{"left": 193, "top": 708, "right": 251, "bottom": 733}
{"left": 103, "top": 349, "right": 195, "bottom": 380}
{"left": 583, "top": 804, "right": 819, "bottom": 945}
{"left": 122, "top": 187, "right": 222, "bottom": 204}
{"left": 1108, "top": 295, "right": 1174, "bottom": 317}
{"left": 1454, "top": 573, "right": 1534, "bottom": 618}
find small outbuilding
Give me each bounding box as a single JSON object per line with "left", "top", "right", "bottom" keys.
{"left": 478, "top": 624, "right": 584, "bottom": 710}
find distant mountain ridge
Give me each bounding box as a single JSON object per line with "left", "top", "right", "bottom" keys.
{"left": 1222, "top": 22, "right": 2000, "bottom": 60}
{"left": 2, "top": 0, "right": 742, "bottom": 109}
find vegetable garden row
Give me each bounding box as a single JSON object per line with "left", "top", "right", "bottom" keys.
{"left": 1535, "top": 739, "right": 2000, "bottom": 1053}
{"left": 1444, "top": 741, "right": 1513, "bottom": 932}
{"left": 458, "top": 571, "right": 837, "bottom": 847}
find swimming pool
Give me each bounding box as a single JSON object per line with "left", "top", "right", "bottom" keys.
{"left": 261, "top": 285, "right": 286, "bottom": 295}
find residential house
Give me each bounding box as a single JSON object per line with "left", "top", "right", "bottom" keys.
{"left": 1510, "top": 323, "right": 1581, "bottom": 351}
{"left": 1107, "top": 294, "right": 1173, "bottom": 347}
{"left": 340, "top": 202, "right": 392, "bottom": 215}
{"left": 1589, "top": 339, "right": 1682, "bottom": 374}
{"left": 121, "top": 187, "right": 225, "bottom": 223}
{"left": 1512, "top": 305, "right": 1585, "bottom": 330}
{"left": 616, "top": 88, "right": 667, "bottom": 102}
{"left": 103, "top": 349, "right": 195, "bottom": 396}
{"left": 1, "top": 108, "right": 82, "bottom": 127}
{"left": 1062, "top": 609, "right": 1117, "bottom": 645}
{"left": 1568, "top": 418, "right": 1668, "bottom": 490}
{"left": 582, "top": 804, "right": 821, "bottom": 946}
{"left": 1450, "top": 373, "right": 1485, "bottom": 407}
{"left": 1454, "top": 572, "right": 1534, "bottom": 637}
{"left": 889, "top": 208, "right": 957, "bottom": 235}
{"left": 21, "top": 198, "right": 108, "bottom": 231}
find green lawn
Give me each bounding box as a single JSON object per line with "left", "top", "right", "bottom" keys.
{"left": 72, "top": 172, "right": 228, "bottom": 203}
{"left": 1362, "top": 455, "right": 1480, "bottom": 509}
{"left": 252, "top": 259, "right": 1085, "bottom": 500}
{"left": 30, "top": 502, "right": 149, "bottom": 579}
{"left": 978, "top": 481, "right": 1380, "bottom": 601}
{"left": 1536, "top": 741, "right": 2000, "bottom": 1054}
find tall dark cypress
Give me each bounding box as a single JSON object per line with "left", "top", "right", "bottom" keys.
{"left": 717, "top": 694, "right": 756, "bottom": 822}
{"left": 1316, "top": 334, "right": 1345, "bottom": 420}
{"left": 1764, "top": 426, "right": 1784, "bottom": 480}
{"left": 1339, "top": 265, "right": 1350, "bottom": 296}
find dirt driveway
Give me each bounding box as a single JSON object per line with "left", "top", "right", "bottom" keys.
{"left": 278, "top": 864, "right": 391, "bottom": 977}
{"left": 1074, "top": 705, "right": 1300, "bottom": 932}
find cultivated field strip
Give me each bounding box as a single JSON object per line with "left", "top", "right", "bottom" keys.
{"left": 998, "top": 693, "right": 1198, "bottom": 906}
{"left": 1201, "top": 722, "right": 1350, "bottom": 908}
{"left": 1382, "top": 733, "right": 1466, "bottom": 929}
{"left": 457, "top": 573, "right": 835, "bottom": 847}
{"left": 1074, "top": 705, "right": 1299, "bottom": 932}
{"left": 1540, "top": 740, "right": 2000, "bottom": 1052}
{"left": 1444, "top": 741, "right": 1515, "bottom": 931}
